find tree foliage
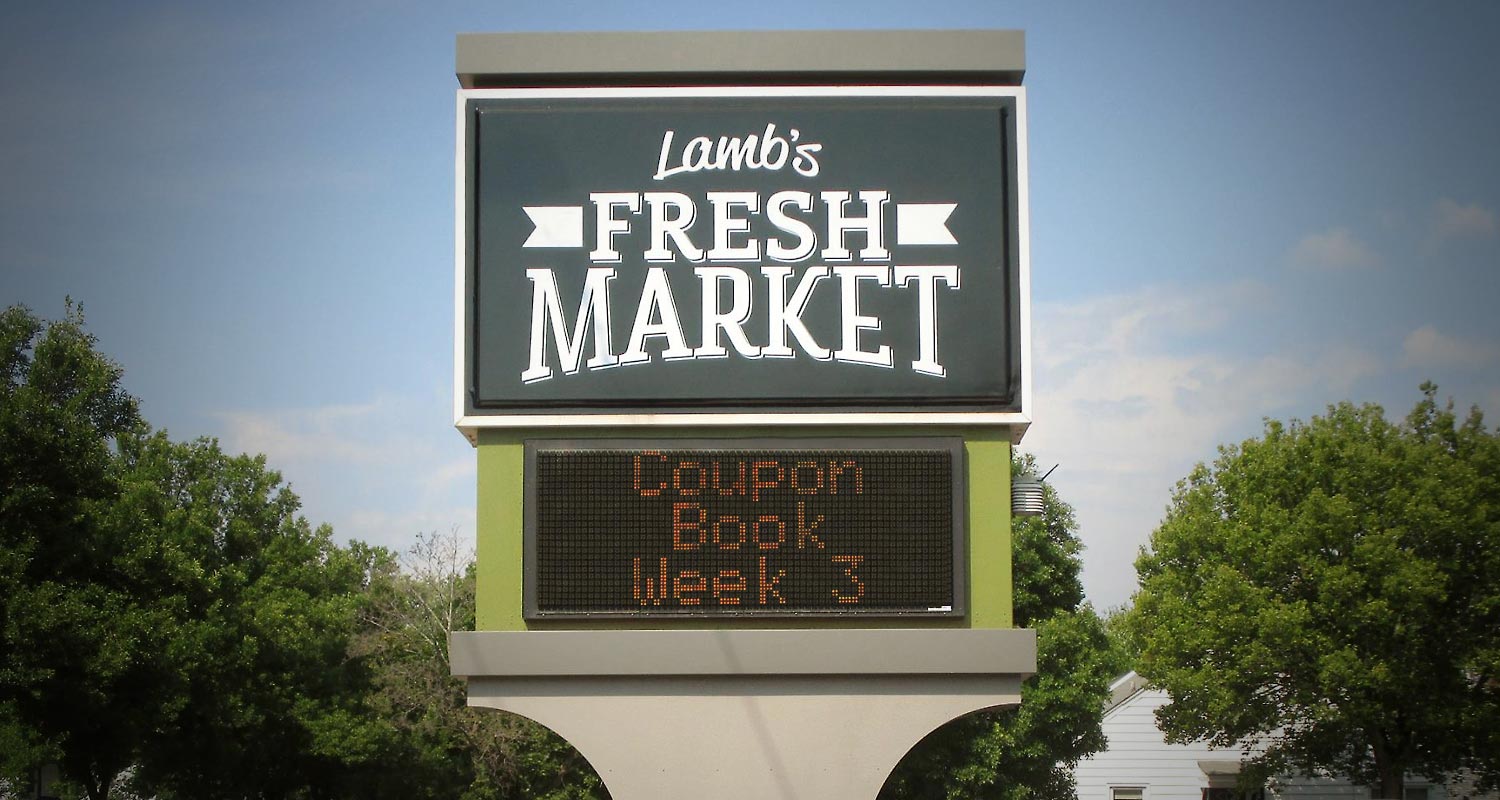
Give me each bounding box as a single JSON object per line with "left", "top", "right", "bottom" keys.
{"left": 880, "top": 454, "right": 1122, "bottom": 800}
{"left": 354, "top": 529, "right": 606, "bottom": 800}
{"left": 1133, "top": 385, "right": 1500, "bottom": 798}
{"left": 1099, "top": 604, "right": 1142, "bottom": 674}
{"left": 0, "top": 305, "right": 380, "bottom": 799}
{"left": 1, "top": 303, "right": 145, "bottom": 799}
{"left": 111, "top": 432, "right": 386, "bottom": 800}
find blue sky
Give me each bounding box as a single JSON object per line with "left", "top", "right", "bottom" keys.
{"left": 3, "top": 1, "right": 1497, "bottom": 609}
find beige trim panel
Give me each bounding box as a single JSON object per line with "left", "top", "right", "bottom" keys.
{"left": 451, "top": 628, "right": 1036, "bottom": 678}
{"left": 456, "top": 30, "right": 1025, "bottom": 87}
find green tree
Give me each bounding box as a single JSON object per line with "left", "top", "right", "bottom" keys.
{"left": 1099, "top": 603, "right": 1142, "bottom": 676}
{"left": 1, "top": 304, "right": 145, "bottom": 799}
{"left": 355, "top": 529, "right": 606, "bottom": 800}
{"left": 112, "top": 431, "right": 388, "bottom": 800}
{"left": 1133, "top": 385, "right": 1500, "bottom": 798}
{"left": 880, "top": 455, "right": 1122, "bottom": 800}
{"left": 1, "top": 304, "right": 391, "bottom": 799}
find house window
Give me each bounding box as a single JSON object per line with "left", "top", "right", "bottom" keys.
{"left": 1203, "top": 789, "right": 1265, "bottom": 800}
{"left": 1113, "top": 787, "right": 1145, "bottom": 800}
{"left": 1404, "top": 787, "right": 1429, "bottom": 800}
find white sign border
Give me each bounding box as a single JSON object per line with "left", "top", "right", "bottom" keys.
{"left": 454, "top": 85, "right": 1032, "bottom": 443}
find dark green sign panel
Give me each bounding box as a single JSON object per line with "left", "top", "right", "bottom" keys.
{"left": 524, "top": 439, "right": 966, "bottom": 618}
{"left": 461, "top": 88, "right": 1025, "bottom": 417}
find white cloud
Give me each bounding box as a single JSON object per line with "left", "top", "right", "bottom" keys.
{"left": 1433, "top": 198, "right": 1497, "bottom": 241}
{"left": 1288, "top": 227, "right": 1379, "bottom": 270}
{"left": 1021, "top": 284, "right": 1382, "bottom": 608}
{"left": 210, "top": 395, "right": 475, "bottom": 552}
{"left": 1036, "top": 281, "right": 1267, "bottom": 366}
{"left": 1400, "top": 325, "right": 1498, "bottom": 370}
{"left": 214, "top": 401, "right": 391, "bottom": 465}
{"left": 346, "top": 507, "right": 478, "bottom": 555}
{"left": 421, "top": 457, "right": 477, "bottom": 498}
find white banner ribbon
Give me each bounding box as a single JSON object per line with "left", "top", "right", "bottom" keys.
{"left": 522, "top": 206, "right": 585, "bottom": 248}
{"left": 895, "top": 203, "right": 958, "bottom": 246}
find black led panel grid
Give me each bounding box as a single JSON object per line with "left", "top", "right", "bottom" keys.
{"left": 524, "top": 438, "right": 966, "bottom": 618}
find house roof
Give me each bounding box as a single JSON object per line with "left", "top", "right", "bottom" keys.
{"left": 1106, "top": 671, "right": 1150, "bottom": 715}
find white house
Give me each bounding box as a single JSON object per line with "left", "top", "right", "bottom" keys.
{"left": 1073, "top": 673, "right": 1484, "bottom": 800}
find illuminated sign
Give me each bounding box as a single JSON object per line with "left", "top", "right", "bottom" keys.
{"left": 456, "top": 86, "right": 1029, "bottom": 427}
{"left": 524, "top": 439, "right": 966, "bottom": 617}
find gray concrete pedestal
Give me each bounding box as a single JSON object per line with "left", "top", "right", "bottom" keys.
{"left": 452, "top": 629, "right": 1036, "bottom": 800}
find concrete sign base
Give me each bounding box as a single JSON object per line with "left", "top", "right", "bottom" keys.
{"left": 452, "top": 629, "right": 1036, "bottom": 800}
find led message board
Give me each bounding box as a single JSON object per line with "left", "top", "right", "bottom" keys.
{"left": 456, "top": 86, "right": 1029, "bottom": 427}
{"left": 524, "top": 439, "right": 965, "bottom": 618}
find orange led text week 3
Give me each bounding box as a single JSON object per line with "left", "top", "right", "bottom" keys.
{"left": 631, "top": 451, "right": 865, "bottom": 502}
{"left": 631, "top": 554, "right": 865, "bottom": 607}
